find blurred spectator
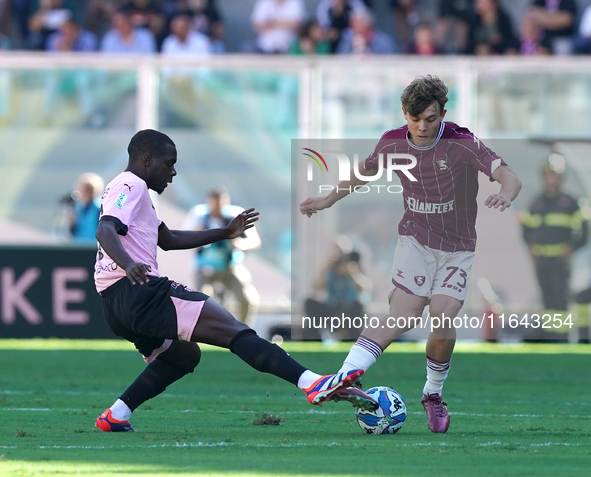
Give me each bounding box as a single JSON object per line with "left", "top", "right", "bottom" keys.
{"left": 8, "top": 0, "right": 36, "bottom": 46}
{"left": 161, "top": 13, "right": 211, "bottom": 55}
{"left": 251, "top": 0, "right": 305, "bottom": 54}
{"left": 521, "top": 156, "right": 588, "bottom": 341}
{"left": 528, "top": 0, "right": 576, "bottom": 55}
{"left": 43, "top": 19, "right": 98, "bottom": 121}
{"left": 389, "top": 0, "right": 419, "bottom": 51}
{"left": 120, "top": 0, "right": 166, "bottom": 48}
{"left": 520, "top": 12, "right": 551, "bottom": 54}
{"left": 161, "top": 14, "right": 211, "bottom": 127}
{"left": 94, "top": 10, "right": 156, "bottom": 128}
{"left": 100, "top": 10, "right": 157, "bottom": 53}
{"left": 86, "top": 0, "right": 121, "bottom": 38}
{"left": 161, "top": 12, "right": 211, "bottom": 62}
{"left": 27, "top": 0, "right": 73, "bottom": 50}
{"left": 467, "top": 0, "right": 518, "bottom": 55}
{"left": 58, "top": 173, "right": 104, "bottom": 242}
{"left": 406, "top": 21, "right": 442, "bottom": 55}
{"left": 288, "top": 19, "right": 330, "bottom": 54}
{"left": 70, "top": 173, "right": 104, "bottom": 242}
{"left": 163, "top": 0, "right": 225, "bottom": 54}
{"left": 305, "top": 235, "right": 372, "bottom": 341}
{"left": 316, "top": 0, "right": 367, "bottom": 53}
{"left": 336, "top": 9, "right": 397, "bottom": 54}
{"left": 435, "top": 0, "right": 474, "bottom": 54}
{"left": 0, "top": 0, "right": 10, "bottom": 38}
{"left": 572, "top": 3, "right": 591, "bottom": 54}
{"left": 280, "top": 19, "right": 330, "bottom": 128}
{"left": 46, "top": 17, "right": 98, "bottom": 51}
{"left": 183, "top": 187, "right": 261, "bottom": 325}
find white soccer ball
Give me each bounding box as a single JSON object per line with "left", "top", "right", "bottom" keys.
{"left": 355, "top": 386, "right": 407, "bottom": 435}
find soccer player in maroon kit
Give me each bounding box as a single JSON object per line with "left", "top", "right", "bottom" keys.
{"left": 94, "top": 129, "right": 375, "bottom": 432}
{"left": 300, "top": 75, "right": 522, "bottom": 433}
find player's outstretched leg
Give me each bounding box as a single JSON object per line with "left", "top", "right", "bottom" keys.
{"left": 96, "top": 341, "right": 201, "bottom": 432}
{"left": 332, "top": 290, "right": 428, "bottom": 410}
{"left": 193, "top": 298, "right": 375, "bottom": 407}
{"left": 301, "top": 368, "right": 365, "bottom": 406}
{"left": 326, "top": 382, "right": 379, "bottom": 411}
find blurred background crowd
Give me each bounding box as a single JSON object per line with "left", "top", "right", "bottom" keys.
{"left": 2, "top": 0, "right": 591, "bottom": 57}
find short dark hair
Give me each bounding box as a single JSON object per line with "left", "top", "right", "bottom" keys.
{"left": 127, "top": 129, "right": 175, "bottom": 161}
{"left": 400, "top": 75, "right": 448, "bottom": 117}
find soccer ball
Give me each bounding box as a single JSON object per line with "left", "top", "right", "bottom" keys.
{"left": 355, "top": 386, "right": 406, "bottom": 435}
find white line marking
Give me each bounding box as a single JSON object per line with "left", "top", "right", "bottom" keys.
{"left": 0, "top": 441, "right": 579, "bottom": 451}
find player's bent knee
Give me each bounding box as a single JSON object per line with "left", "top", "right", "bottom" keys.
{"left": 157, "top": 341, "right": 201, "bottom": 374}
{"left": 182, "top": 343, "right": 202, "bottom": 372}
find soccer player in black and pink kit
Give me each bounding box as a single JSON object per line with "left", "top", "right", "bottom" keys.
{"left": 300, "top": 75, "right": 522, "bottom": 433}
{"left": 95, "top": 129, "right": 376, "bottom": 432}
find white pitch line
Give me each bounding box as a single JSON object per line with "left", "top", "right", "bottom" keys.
{"left": 478, "top": 441, "right": 585, "bottom": 447}
{"left": 35, "top": 441, "right": 343, "bottom": 450}
{"left": 1, "top": 441, "right": 586, "bottom": 451}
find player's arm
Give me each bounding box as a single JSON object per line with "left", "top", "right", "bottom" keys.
{"left": 158, "top": 208, "right": 259, "bottom": 251}
{"left": 96, "top": 219, "right": 152, "bottom": 285}
{"left": 300, "top": 162, "right": 374, "bottom": 217}
{"left": 485, "top": 165, "right": 522, "bottom": 212}
{"left": 346, "top": 260, "right": 373, "bottom": 292}
{"left": 572, "top": 206, "right": 589, "bottom": 251}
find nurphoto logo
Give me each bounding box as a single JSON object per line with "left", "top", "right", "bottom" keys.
{"left": 303, "top": 149, "right": 418, "bottom": 194}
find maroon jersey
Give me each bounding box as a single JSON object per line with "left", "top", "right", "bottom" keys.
{"left": 364, "top": 121, "right": 506, "bottom": 252}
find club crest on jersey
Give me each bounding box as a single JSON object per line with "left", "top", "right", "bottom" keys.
{"left": 115, "top": 192, "right": 128, "bottom": 208}
{"left": 414, "top": 276, "right": 426, "bottom": 286}
{"left": 434, "top": 157, "right": 451, "bottom": 173}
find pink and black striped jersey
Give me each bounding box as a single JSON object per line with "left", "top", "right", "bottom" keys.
{"left": 364, "top": 121, "right": 506, "bottom": 252}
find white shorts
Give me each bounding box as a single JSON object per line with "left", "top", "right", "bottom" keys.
{"left": 389, "top": 235, "right": 475, "bottom": 303}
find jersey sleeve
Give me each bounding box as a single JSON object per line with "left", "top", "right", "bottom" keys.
{"left": 363, "top": 132, "right": 392, "bottom": 170}
{"left": 456, "top": 131, "right": 507, "bottom": 178}
{"left": 100, "top": 180, "right": 144, "bottom": 236}
{"left": 470, "top": 140, "right": 506, "bottom": 178}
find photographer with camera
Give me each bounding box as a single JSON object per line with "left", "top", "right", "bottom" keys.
{"left": 305, "top": 235, "right": 372, "bottom": 341}
{"left": 55, "top": 172, "right": 104, "bottom": 242}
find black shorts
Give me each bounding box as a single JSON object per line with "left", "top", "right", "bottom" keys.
{"left": 100, "top": 277, "right": 209, "bottom": 359}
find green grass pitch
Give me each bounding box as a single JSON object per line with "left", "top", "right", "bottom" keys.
{"left": 0, "top": 339, "right": 590, "bottom": 476}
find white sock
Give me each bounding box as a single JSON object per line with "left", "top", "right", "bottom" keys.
{"left": 337, "top": 336, "right": 383, "bottom": 374}
{"left": 422, "top": 356, "right": 451, "bottom": 396}
{"left": 110, "top": 399, "right": 132, "bottom": 421}
{"left": 297, "top": 370, "right": 323, "bottom": 390}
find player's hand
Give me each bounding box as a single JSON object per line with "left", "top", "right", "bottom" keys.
{"left": 226, "top": 208, "right": 259, "bottom": 239}
{"left": 125, "top": 263, "right": 151, "bottom": 285}
{"left": 300, "top": 196, "right": 331, "bottom": 217}
{"left": 484, "top": 193, "right": 512, "bottom": 212}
